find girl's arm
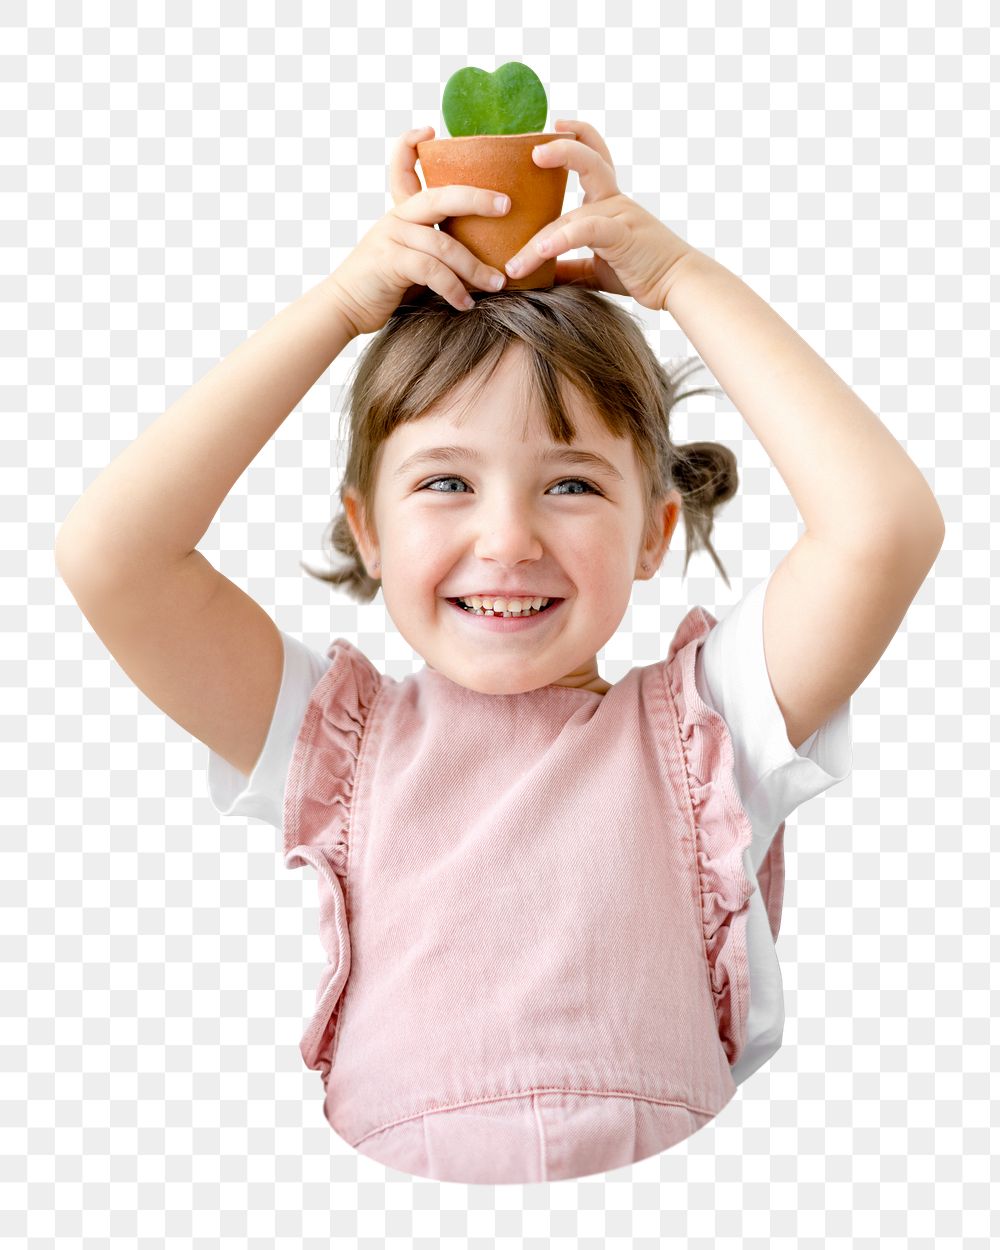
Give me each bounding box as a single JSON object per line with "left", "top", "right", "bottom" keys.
{"left": 55, "top": 274, "right": 357, "bottom": 573}
{"left": 665, "top": 251, "right": 944, "bottom": 548}
{"left": 54, "top": 275, "right": 358, "bottom": 778}
{"left": 664, "top": 251, "right": 945, "bottom": 749}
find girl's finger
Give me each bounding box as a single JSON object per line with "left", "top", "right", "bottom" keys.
{"left": 552, "top": 118, "right": 616, "bottom": 168}
{"left": 389, "top": 126, "right": 434, "bottom": 206}
{"left": 391, "top": 216, "right": 508, "bottom": 299}
{"left": 548, "top": 256, "right": 600, "bottom": 289}
{"left": 551, "top": 254, "right": 629, "bottom": 297}
{"left": 505, "top": 211, "right": 626, "bottom": 280}
{"left": 395, "top": 183, "right": 512, "bottom": 227}
{"left": 399, "top": 248, "right": 480, "bottom": 312}
{"left": 532, "top": 136, "right": 619, "bottom": 205}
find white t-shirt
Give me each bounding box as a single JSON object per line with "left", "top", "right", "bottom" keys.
{"left": 207, "top": 570, "right": 852, "bottom": 1086}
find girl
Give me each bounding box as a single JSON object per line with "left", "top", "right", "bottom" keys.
{"left": 55, "top": 120, "right": 945, "bottom": 1184}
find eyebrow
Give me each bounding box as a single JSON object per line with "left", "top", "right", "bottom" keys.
{"left": 392, "top": 444, "right": 624, "bottom": 482}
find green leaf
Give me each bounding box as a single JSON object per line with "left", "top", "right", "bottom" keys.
{"left": 442, "top": 62, "right": 548, "bottom": 137}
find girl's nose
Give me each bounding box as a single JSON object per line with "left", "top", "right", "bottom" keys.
{"left": 472, "top": 508, "right": 545, "bottom": 567}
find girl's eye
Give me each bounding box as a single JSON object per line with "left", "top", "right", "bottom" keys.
{"left": 421, "top": 476, "right": 468, "bottom": 493}
{"left": 419, "top": 476, "right": 601, "bottom": 495}
{"left": 549, "top": 478, "right": 601, "bottom": 496}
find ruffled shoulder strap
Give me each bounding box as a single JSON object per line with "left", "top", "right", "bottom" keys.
{"left": 281, "top": 638, "right": 385, "bottom": 1077}
{"left": 663, "top": 605, "right": 757, "bottom": 1068}
{"left": 282, "top": 637, "right": 385, "bottom": 875}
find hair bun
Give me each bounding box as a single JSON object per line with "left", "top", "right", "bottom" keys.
{"left": 671, "top": 441, "right": 739, "bottom": 508}
{"left": 669, "top": 441, "right": 739, "bottom": 586}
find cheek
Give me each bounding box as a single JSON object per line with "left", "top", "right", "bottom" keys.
{"left": 562, "top": 525, "right": 629, "bottom": 578}
{"left": 382, "top": 511, "right": 455, "bottom": 583}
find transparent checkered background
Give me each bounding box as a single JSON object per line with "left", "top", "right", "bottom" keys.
{"left": 4, "top": 3, "right": 994, "bottom": 1247}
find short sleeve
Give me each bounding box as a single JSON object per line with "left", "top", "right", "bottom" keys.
{"left": 206, "top": 631, "right": 332, "bottom": 832}
{"left": 686, "top": 576, "right": 855, "bottom": 1085}
{"left": 696, "top": 571, "right": 853, "bottom": 851}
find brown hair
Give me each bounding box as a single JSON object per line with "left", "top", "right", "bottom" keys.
{"left": 301, "top": 284, "right": 738, "bottom": 601}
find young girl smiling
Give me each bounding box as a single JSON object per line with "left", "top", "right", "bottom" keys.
{"left": 56, "top": 119, "right": 945, "bottom": 1183}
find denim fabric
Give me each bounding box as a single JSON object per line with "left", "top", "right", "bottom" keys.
{"left": 283, "top": 606, "right": 777, "bottom": 1183}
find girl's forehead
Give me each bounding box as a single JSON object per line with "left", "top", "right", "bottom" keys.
{"left": 378, "top": 345, "right": 639, "bottom": 475}
{"left": 395, "top": 384, "right": 615, "bottom": 450}
{"left": 386, "top": 406, "right": 626, "bottom": 466}
{"left": 416, "top": 342, "right": 596, "bottom": 428}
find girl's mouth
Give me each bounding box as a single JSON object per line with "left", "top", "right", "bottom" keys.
{"left": 445, "top": 596, "right": 565, "bottom": 633}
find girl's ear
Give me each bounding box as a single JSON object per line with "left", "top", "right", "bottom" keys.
{"left": 662, "top": 490, "right": 683, "bottom": 545}
{"left": 342, "top": 488, "right": 380, "bottom": 576}
{"left": 637, "top": 490, "right": 683, "bottom": 579}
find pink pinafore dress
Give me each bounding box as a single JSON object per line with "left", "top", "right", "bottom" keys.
{"left": 282, "top": 606, "right": 784, "bottom": 1183}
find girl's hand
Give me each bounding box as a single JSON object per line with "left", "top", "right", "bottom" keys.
{"left": 328, "top": 126, "right": 511, "bottom": 337}
{"left": 502, "top": 119, "right": 698, "bottom": 312}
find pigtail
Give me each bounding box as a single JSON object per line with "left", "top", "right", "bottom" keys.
{"left": 300, "top": 509, "right": 382, "bottom": 603}
{"left": 658, "top": 359, "right": 739, "bottom": 590}
{"left": 669, "top": 440, "right": 739, "bottom": 589}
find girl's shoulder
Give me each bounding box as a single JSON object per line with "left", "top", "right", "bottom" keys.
{"left": 687, "top": 574, "right": 853, "bottom": 826}
{"left": 205, "top": 633, "right": 385, "bottom": 833}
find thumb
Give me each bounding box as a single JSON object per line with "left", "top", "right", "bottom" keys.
{"left": 553, "top": 255, "right": 628, "bottom": 297}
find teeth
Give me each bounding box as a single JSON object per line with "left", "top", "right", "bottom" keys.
{"left": 457, "top": 595, "right": 552, "bottom": 616}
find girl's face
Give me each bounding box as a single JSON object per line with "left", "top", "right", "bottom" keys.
{"left": 345, "top": 344, "right": 681, "bottom": 695}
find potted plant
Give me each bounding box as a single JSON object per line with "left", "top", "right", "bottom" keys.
{"left": 417, "top": 62, "right": 575, "bottom": 290}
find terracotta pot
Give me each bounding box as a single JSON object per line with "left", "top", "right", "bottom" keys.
{"left": 416, "top": 132, "right": 575, "bottom": 290}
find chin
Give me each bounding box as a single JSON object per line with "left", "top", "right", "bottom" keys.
{"left": 469, "top": 674, "right": 544, "bottom": 696}
{"left": 433, "top": 659, "right": 541, "bottom": 696}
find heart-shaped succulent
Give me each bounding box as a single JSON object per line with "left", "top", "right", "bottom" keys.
{"left": 442, "top": 62, "right": 548, "bottom": 137}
